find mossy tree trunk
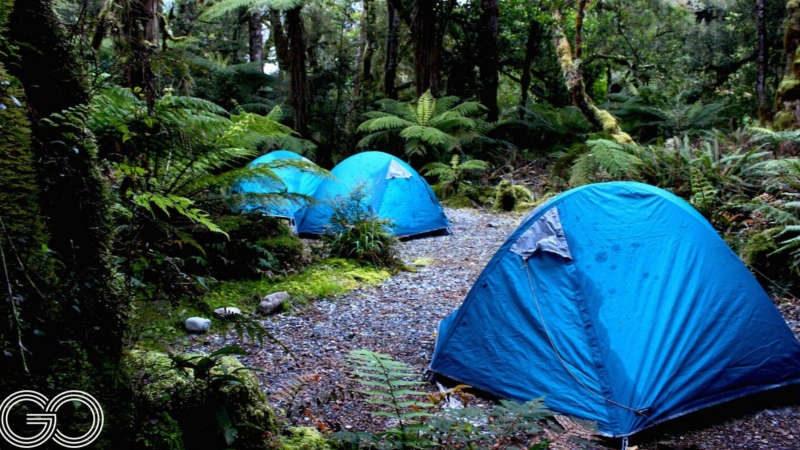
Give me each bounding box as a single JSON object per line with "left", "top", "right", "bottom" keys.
{"left": 478, "top": 0, "right": 500, "bottom": 122}
{"left": 249, "top": 11, "right": 264, "bottom": 62}
{"left": 286, "top": 6, "right": 310, "bottom": 139}
{"left": 774, "top": 0, "right": 800, "bottom": 130}
{"left": 384, "top": 0, "right": 400, "bottom": 99}
{"left": 757, "top": 0, "right": 772, "bottom": 124}
{"left": 552, "top": 8, "right": 634, "bottom": 144}
{"left": 7, "top": 0, "right": 131, "bottom": 444}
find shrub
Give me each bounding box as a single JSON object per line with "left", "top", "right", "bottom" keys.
{"left": 332, "top": 349, "right": 554, "bottom": 449}
{"left": 494, "top": 180, "right": 534, "bottom": 212}
{"left": 192, "top": 214, "right": 306, "bottom": 279}
{"left": 322, "top": 187, "right": 400, "bottom": 268}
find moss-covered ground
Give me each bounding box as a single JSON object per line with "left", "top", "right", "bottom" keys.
{"left": 130, "top": 258, "right": 391, "bottom": 350}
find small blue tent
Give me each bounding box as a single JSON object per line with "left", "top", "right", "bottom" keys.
{"left": 430, "top": 181, "right": 800, "bottom": 437}
{"left": 296, "top": 151, "right": 450, "bottom": 237}
{"left": 234, "top": 150, "right": 324, "bottom": 222}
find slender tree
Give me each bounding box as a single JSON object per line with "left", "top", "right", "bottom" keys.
{"left": 269, "top": 8, "right": 290, "bottom": 70}
{"left": 286, "top": 6, "right": 310, "bottom": 138}
{"left": 774, "top": 0, "right": 800, "bottom": 129}
{"left": 757, "top": 0, "right": 770, "bottom": 123}
{"left": 478, "top": 0, "right": 500, "bottom": 121}
{"left": 353, "top": 0, "right": 376, "bottom": 100}
{"left": 552, "top": 6, "right": 633, "bottom": 144}
{"left": 249, "top": 11, "right": 265, "bottom": 62}
{"left": 520, "top": 17, "right": 541, "bottom": 117}
{"left": 389, "top": 0, "right": 456, "bottom": 96}
{"left": 384, "top": 0, "right": 401, "bottom": 98}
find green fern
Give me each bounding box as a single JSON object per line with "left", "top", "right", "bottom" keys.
{"left": 569, "top": 139, "right": 644, "bottom": 186}
{"left": 200, "top": 0, "right": 302, "bottom": 21}
{"left": 357, "top": 90, "right": 487, "bottom": 158}
{"left": 345, "top": 349, "right": 433, "bottom": 445}
{"left": 423, "top": 155, "right": 488, "bottom": 198}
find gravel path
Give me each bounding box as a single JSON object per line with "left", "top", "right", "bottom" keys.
{"left": 190, "top": 207, "right": 800, "bottom": 448}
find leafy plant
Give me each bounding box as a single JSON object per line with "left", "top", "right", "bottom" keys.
{"left": 322, "top": 187, "right": 400, "bottom": 268}
{"left": 422, "top": 155, "right": 488, "bottom": 199}
{"left": 357, "top": 90, "right": 486, "bottom": 158}
{"left": 333, "top": 350, "right": 555, "bottom": 449}
{"left": 200, "top": 0, "right": 303, "bottom": 21}
{"left": 422, "top": 398, "right": 553, "bottom": 449}
{"left": 336, "top": 349, "right": 434, "bottom": 448}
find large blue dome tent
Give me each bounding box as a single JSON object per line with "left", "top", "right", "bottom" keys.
{"left": 296, "top": 151, "right": 450, "bottom": 238}
{"left": 234, "top": 150, "right": 324, "bottom": 223}
{"left": 429, "top": 181, "right": 800, "bottom": 437}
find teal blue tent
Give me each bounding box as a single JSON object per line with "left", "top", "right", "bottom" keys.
{"left": 234, "top": 150, "right": 324, "bottom": 222}
{"left": 296, "top": 151, "right": 450, "bottom": 237}
{"left": 430, "top": 181, "right": 800, "bottom": 437}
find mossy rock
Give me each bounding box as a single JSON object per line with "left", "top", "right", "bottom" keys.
{"left": 280, "top": 427, "right": 331, "bottom": 450}
{"left": 494, "top": 180, "right": 535, "bottom": 212}
{"left": 126, "top": 350, "right": 277, "bottom": 449}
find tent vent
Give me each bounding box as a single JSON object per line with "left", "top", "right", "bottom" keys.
{"left": 511, "top": 207, "right": 572, "bottom": 260}
{"left": 386, "top": 160, "right": 412, "bottom": 179}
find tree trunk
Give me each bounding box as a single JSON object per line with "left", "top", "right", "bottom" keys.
{"left": 121, "top": 0, "right": 159, "bottom": 109}
{"left": 249, "top": 11, "right": 264, "bottom": 62}
{"left": 384, "top": 0, "right": 400, "bottom": 98}
{"left": 552, "top": 9, "right": 633, "bottom": 144}
{"left": 91, "top": 0, "right": 114, "bottom": 50}
{"left": 7, "top": 0, "right": 131, "bottom": 442}
{"left": 412, "top": 0, "right": 439, "bottom": 95}
{"left": 520, "top": 18, "right": 541, "bottom": 117}
{"left": 286, "top": 6, "right": 310, "bottom": 138}
{"left": 269, "top": 9, "right": 289, "bottom": 70}
{"left": 144, "top": 0, "right": 160, "bottom": 44}
{"left": 774, "top": 0, "right": 800, "bottom": 130}
{"left": 478, "top": 0, "right": 499, "bottom": 121}
{"left": 353, "top": 0, "right": 376, "bottom": 97}
{"left": 757, "top": 0, "right": 770, "bottom": 124}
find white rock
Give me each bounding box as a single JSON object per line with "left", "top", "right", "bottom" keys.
{"left": 258, "top": 291, "right": 289, "bottom": 315}
{"left": 214, "top": 306, "right": 242, "bottom": 318}
{"left": 184, "top": 317, "right": 211, "bottom": 333}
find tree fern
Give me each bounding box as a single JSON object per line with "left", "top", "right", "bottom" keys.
{"left": 357, "top": 91, "right": 487, "bottom": 158}
{"left": 200, "top": 0, "right": 302, "bottom": 21}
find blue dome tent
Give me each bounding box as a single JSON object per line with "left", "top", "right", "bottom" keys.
{"left": 296, "top": 151, "right": 450, "bottom": 238}
{"left": 234, "top": 150, "right": 324, "bottom": 223}
{"left": 430, "top": 181, "right": 800, "bottom": 437}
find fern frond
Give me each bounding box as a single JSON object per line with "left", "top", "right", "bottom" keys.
{"left": 200, "top": 0, "right": 301, "bottom": 20}
{"left": 357, "top": 115, "right": 414, "bottom": 133}
{"left": 415, "top": 90, "right": 436, "bottom": 125}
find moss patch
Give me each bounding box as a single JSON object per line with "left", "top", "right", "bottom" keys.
{"left": 129, "top": 259, "right": 391, "bottom": 349}
{"left": 280, "top": 427, "right": 331, "bottom": 450}
{"left": 202, "top": 258, "right": 390, "bottom": 310}
{"left": 412, "top": 257, "right": 435, "bottom": 267}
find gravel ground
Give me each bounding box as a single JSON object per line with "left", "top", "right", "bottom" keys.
{"left": 189, "top": 207, "right": 800, "bottom": 449}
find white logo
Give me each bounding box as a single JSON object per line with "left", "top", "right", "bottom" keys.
{"left": 0, "top": 390, "right": 103, "bottom": 448}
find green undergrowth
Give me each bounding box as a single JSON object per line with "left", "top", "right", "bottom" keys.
{"left": 202, "top": 258, "right": 391, "bottom": 310}
{"left": 130, "top": 258, "right": 391, "bottom": 349}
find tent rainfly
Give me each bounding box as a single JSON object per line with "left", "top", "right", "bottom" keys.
{"left": 430, "top": 181, "right": 800, "bottom": 437}
{"left": 296, "top": 151, "right": 450, "bottom": 238}
{"left": 233, "top": 150, "right": 324, "bottom": 223}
